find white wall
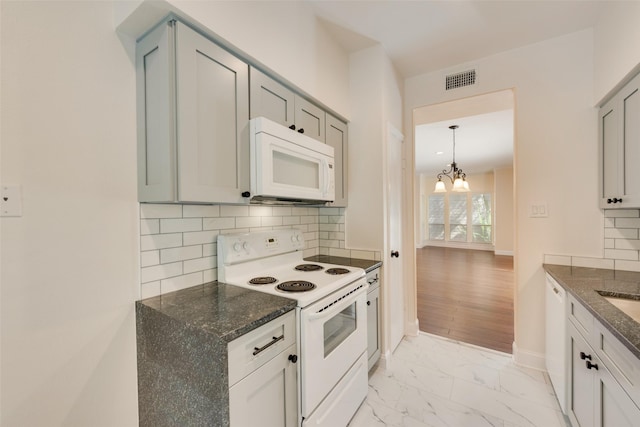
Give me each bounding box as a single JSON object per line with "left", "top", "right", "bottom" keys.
{"left": 594, "top": 1, "right": 640, "bottom": 102}
{"left": 346, "top": 46, "right": 386, "bottom": 251}
{"left": 405, "top": 29, "right": 599, "bottom": 367}
{"left": 1, "top": 1, "right": 139, "bottom": 425}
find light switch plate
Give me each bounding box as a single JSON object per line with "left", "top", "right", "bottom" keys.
{"left": 529, "top": 202, "right": 548, "bottom": 218}
{"left": 1, "top": 185, "right": 23, "bottom": 217}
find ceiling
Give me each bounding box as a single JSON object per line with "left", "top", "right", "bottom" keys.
{"left": 306, "top": 0, "right": 605, "bottom": 78}
{"left": 415, "top": 110, "right": 514, "bottom": 176}
{"left": 305, "top": 0, "right": 605, "bottom": 176}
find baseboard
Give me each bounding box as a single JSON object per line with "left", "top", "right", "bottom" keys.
{"left": 512, "top": 341, "right": 546, "bottom": 371}
{"left": 405, "top": 318, "right": 419, "bottom": 336}
{"left": 494, "top": 250, "right": 514, "bottom": 256}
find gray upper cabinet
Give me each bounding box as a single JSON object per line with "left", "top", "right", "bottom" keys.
{"left": 599, "top": 72, "right": 640, "bottom": 209}
{"left": 249, "top": 67, "right": 295, "bottom": 129}
{"left": 326, "top": 114, "right": 348, "bottom": 207}
{"left": 250, "top": 67, "right": 325, "bottom": 143}
{"left": 136, "top": 20, "right": 250, "bottom": 204}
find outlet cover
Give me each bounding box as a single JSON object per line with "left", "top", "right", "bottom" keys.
{"left": 1, "top": 185, "right": 23, "bottom": 217}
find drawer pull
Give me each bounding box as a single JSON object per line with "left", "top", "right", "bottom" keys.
{"left": 580, "top": 351, "right": 592, "bottom": 361}
{"left": 252, "top": 334, "right": 284, "bottom": 356}
{"left": 586, "top": 360, "right": 599, "bottom": 370}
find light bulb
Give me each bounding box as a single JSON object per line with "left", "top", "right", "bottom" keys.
{"left": 434, "top": 180, "right": 446, "bottom": 193}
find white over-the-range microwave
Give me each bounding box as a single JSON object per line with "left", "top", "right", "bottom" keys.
{"left": 249, "top": 117, "right": 335, "bottom": 205}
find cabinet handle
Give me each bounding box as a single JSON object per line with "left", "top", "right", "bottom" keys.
{"left": 367, "top": 278, "right": 378, "bottom": 286}
{"left": 391, "top": 250, "right": 399, "bottom": 258}
{"left": 298, "top": 128, "right": 304, "bottom": 134}
{"left": 288, "top": 354, "right": 298, "bottom": 363}
{"left": 367, "top": 300, "right": 371, "bottom": 306}
{"left": 252, "top": 334, "right": 284, "bottom": 356}
{"left": 580, "top": 351, "right": 592, "bottom": 361}
{"left": 241, "top": 191, "right": 251, "bottom": 198}
{"left": 607, "top": 198, "right": 623, "bottom": 204}
{"left": 289, "top": 124, "right": 296, "bottom": 130}
{"left": 586, "top": 360, "right": 599, "bottom": 370}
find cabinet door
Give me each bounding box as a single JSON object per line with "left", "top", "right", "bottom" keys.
{"left": 249, "top": 67, "right": 295, "bottom": 128}
{"left": 136, "top": 21, "right": 176, "bottom": 202}
{"left": 596, "top": 362, "right": 640, "bottom": 427}
{"left": 600, "top": 72, "right": 640, "bottom": 208}
{"left": 569, "top": 323, "right": 596, "bottom": 427}
{"left": 326, "top": 114, "right": 348, "bottom": 207}
{"left": 175, "top": 22, "right": 249, "bottom": 204}
{"left": 367, "top": 285, "right": 380, "bottom": 371}
{"left": 229, "top": 344, "right": 298, "bottom": 427}
{"left": 600, "top": 96, "right": 619, "bottom": 206}
{"left": 621, "top": 74, "right": 640, "bottom": 204}
{"left": 295, "top": 96, "right": 325, "bottom": 142}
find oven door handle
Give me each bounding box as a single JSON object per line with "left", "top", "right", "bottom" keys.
{"left": 306, "top": 284, "right": 367, "bottom": 321}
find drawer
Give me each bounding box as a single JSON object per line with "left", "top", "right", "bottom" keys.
{"left": 568, "top": 293, "right": 593, "bottom": 340}
{"left": 594, "top": 319, "right": 640, "bottom": 405}
{"left": 228, "top": 311, "right": 296, "bottom": 387}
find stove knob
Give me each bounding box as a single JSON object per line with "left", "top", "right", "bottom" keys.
{"left": 242, "top": 242, "right": 249, "bottom": 251}
{"left": 291, "top": 234, "right": 299, "bottom": 243}
{"left": 233, "top": 242, "right": 242, "bottom": 252}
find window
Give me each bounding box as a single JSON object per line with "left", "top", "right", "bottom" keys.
{"left": 472, "top": 194, "right": 492, "bottom": 243}
{"left": 428, "top": 194, "right": 444, "bottom": 240}
{"left": 449, "top": 194, "right": 467, "bottom": 241}
{"left": 426, "top": 192, "right": 492, "bottom": 245}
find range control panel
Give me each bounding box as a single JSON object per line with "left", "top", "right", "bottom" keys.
{"left": 218, "top": 229, "right": 304, "bottom": 266}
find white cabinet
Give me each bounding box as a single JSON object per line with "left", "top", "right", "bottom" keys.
{"left": 566, "top": 296, "right": 640, "bottom": 427}
{"left": 599, "top": 72, "right": 640, "bottom": 208}
{"left": 228, "top": 311, "right": 298, "bottom": 427}
{"left": 366, "top": 268, "right": 381, "bottom": 370}
{"left": 250, "top": 67, "right": 326, "bottom": 143}
{"left": 136, "top": 20, "right": 250, "bottom": 204}
{"left": 326, "top": 114, "right": 348, "bottom": 207}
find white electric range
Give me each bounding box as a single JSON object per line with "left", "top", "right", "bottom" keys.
{"left": 218, "top": 229, "right": 368, "bottom": 427}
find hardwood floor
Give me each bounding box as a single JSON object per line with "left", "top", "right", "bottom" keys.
{"left": 416, "top": 246, "right": 514, "bottom": 353}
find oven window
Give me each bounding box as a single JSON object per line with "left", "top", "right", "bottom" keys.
{"left": 323, "top": 302, "right": 357, "bottom": 357}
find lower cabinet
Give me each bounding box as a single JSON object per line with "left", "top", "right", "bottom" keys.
{"left": 229, "top": 343, "right": 298, "bottom": 427}
{"left": 366, "top": 267, "right": 381, "bottom": 370}
{"left": 568, "top": 315, "right": 640, "bottom": 427}
{"left": 228, "top": 311, "right": 298, "bottom": 427}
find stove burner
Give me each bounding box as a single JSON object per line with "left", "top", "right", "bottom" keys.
{"left": 277, "top": 280, "right": 316, "bottom": 292}
{"left": 249, "top": 276, "right": 278, "bottom": 285}
{"left": 325, "top": 268, "right": 350, "bottom": 275}
{"left": 295, "top": 264, "right": 324, "bottom": 272}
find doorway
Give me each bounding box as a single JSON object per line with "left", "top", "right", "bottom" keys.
{"left": 413, "top": 90, "right": 515, "bottom": 353}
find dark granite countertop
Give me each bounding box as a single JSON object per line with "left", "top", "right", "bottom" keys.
{"left": 544, "top": 264, "right": 640, "bottom": 360}
{"left": 304, "top": 255, "right": 382, "bottom": 272}
{"left": 138, "top": 281, "right": 296, "bottom": 342}
{"left": 136, "top": 281, "right": 296, "bottom": 426}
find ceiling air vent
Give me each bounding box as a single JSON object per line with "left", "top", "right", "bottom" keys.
{"left": 445, "top": 69, "right": 476, "bottom": 90}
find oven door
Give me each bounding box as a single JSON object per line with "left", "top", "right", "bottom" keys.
{"left": 299, "top": 280, "right": 367, "bottom": 417}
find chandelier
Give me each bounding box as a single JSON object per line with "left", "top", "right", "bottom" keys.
{"left": 434, "top": 125, "right": 470, "bottom": 193}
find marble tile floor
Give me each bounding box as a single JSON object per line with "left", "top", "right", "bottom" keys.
{"left": 349, "top": 332, "right": 568, "bottom": 427}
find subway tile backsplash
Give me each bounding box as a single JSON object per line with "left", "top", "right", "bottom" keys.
{"left": 545, "top": 208, "right": 640, "bottom": 273}
{"left": 139, "top": 204, "right": 379, "bottom": 299}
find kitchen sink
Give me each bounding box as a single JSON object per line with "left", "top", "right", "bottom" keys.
{"left": 598, "top": 291, "right": 640, "bottom": 323}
